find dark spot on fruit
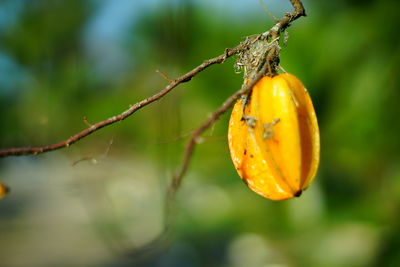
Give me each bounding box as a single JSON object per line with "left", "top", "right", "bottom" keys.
{"left": 294, "top": 190, "right": 303, "bottom": 197}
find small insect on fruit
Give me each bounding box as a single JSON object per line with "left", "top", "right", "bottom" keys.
{"left": 228, "top": 73, "right": 320, "bottom": 200}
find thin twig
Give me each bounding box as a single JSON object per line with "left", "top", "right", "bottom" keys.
{"left": 0, "top": 43, "right": 250, "bottom": 157}
{"left": 83, "top": 116, "right": 92, "bottom": 127}
{"left": 71, "top": 156, "right": 97, "bottom": 166}
{"left": 155, "top": 69, "right": 175, "bottom": 82}
{"left": 259, "top": 0, "right": 278, "bottom": 21}
{"left": 70, "top": 137, "right": 113, "bottom": 166}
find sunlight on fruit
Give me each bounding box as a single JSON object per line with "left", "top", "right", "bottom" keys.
{"left": 228, "top": 74, "right": 320, "bottom": 200}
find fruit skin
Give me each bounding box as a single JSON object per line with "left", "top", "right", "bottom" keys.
{"left": 228, "top": 73, "right": 320, "bottom": 200}
{"left": 0, "top": 183, "right": 10, "bottom": 199}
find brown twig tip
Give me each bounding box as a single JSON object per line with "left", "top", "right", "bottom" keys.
{"left": 156, "top": 70, "right": 175, "bottom": 82}
{"left": 290, "top": 0, "right": 306, "bottom": 16}
{"left": 83, "top": 116, "right": 92, "bottom": 127}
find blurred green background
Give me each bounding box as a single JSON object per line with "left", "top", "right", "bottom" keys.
{"left": 1, "top": 0, "right": 400, "bottom": 266}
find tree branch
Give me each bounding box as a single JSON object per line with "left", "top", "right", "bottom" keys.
{"left": 0, "top": 44, "right": 247, "bottom": 157}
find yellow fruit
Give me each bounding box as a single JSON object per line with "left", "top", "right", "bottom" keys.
{"left": 0, "top": 183, "right": 10, "bottom": 199}
{"left": 228, "top": 73, "right": 320, "bottom": 200}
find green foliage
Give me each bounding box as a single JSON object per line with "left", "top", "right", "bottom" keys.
{"left": 1, "top": 0, "right": 400, "bottom": 266}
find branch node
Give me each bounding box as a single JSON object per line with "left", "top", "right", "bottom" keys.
{"left": 181, "top": 76, "right": 192, "bottom": 83}
{"left": 222, "top": 48, "right": 231, "bottom": 63}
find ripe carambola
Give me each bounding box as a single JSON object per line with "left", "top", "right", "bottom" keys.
{"left": 0, "top": 183, "right": 10, "bottom": 199}
{"left": 228, "top": 73, "right": 320, "bottom": 200}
